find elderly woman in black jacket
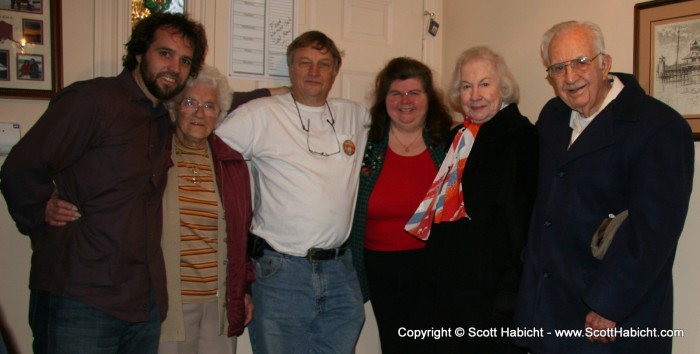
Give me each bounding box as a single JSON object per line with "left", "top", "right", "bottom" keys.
{"left": 411, "top": 46, "right": 538, "bottom": 353}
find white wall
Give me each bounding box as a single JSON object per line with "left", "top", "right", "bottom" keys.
{"left": 1, "top": 1, "right": 699, "bottom": 353}
{"left": 441, "top": 1, "right": 700, "bottom": 353}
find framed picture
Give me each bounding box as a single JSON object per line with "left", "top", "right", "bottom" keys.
{"left": 0, "top": 0, "right": 62, "bottom": 99}
{"left": 634, "top": 0, "right": 700, "bottom": 139}
{"left": 23, "top": 18, "right": 43, "bottom": 44}
{"left": 0, "top": 49, "right": 9, "bottom": 81}
{"left": 16, "top": 53, "right": 43, "bottom": 80}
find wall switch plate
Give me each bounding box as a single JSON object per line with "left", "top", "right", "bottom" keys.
{"left": 0, "top": 123, "right": 21, "bottom": 156}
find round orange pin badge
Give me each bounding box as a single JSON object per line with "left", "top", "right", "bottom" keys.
{"left": 343, "top": 139, "right": 356, "bottom": 156}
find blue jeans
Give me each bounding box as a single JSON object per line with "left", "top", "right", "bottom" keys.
{"left": 29, "top": 290, "right": 161, "bottom": 354}
{"left": 248, "top": 249, "right": 365, "bottom": 354}
{"left": 0, "top": 330, "right": 7, "bottom": 354}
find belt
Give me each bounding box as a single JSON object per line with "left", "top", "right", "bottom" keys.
{"left": 306, "top": 246, "right": 347, "bottom": 261}
{"left": 249, "top": 234, "right": 347, "bottom": 261}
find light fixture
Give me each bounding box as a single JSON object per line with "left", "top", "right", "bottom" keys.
{"left": 17, "top": 37, "right": 27, "bottom": 53}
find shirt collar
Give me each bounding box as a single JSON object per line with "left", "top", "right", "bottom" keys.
{"left": 569, "top": 75, "right": 625, "bottom": 127}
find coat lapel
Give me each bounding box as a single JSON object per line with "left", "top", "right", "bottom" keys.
{"left": 476, "top": 104, "right": 529, "bottom": 143}
{"left": 537, "top": 101, "right": 572, "bottom": 167}
{"left": 539, "top": 105, "right": 615, "bottom": 168}
{"left": 565, "top": 109, "right": 615, "bottom": 163}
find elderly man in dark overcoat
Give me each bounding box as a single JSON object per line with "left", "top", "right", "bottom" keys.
{"left": 512, "top": 20, "right": 694, "bottom": 354}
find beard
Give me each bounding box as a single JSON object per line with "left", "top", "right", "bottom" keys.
{"left": 139, "top": 55, "right": 187, "bottom": 101}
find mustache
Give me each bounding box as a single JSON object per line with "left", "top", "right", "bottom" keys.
{"left": 563, "top": 79, "right": 588, "bottom": 91}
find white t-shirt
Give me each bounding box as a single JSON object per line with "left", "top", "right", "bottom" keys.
{"left": 215, "top": 93, "right": 370, "bottom": 256}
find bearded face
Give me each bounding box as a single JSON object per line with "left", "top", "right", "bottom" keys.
{"left": 135, "top": 27, "right": 195, "bottom": 103}
{"left": 139, "top": 52, "right": 188, "bottom": 101}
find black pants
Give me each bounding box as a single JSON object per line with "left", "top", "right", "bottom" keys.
{"left": 365, "top": 248, "right": 432, "bottom": 354}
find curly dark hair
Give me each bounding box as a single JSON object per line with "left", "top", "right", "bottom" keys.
{"left": 368, "top": 57, "right": 453, "bottom": 145}
{"left": 123, "top": 13, "right": 207, "bottom": 78}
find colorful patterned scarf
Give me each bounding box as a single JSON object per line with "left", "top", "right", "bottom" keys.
{"left": 405, "top": 120, "right": 480, "bottom": 240}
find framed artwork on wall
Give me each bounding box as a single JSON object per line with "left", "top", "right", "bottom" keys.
{"left": 0, "top": 0, "right": 62, "bottom": 99}
{"left": 634, "top": 0, "right": 700, "bottom": 139}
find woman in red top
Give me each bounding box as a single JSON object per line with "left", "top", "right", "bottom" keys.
{"left": 348, "top": 57, "right": 453, "bottom": 353}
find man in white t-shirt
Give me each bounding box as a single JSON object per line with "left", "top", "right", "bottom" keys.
{"left": 215, "top": 30, "right": 369, "bottom": 353}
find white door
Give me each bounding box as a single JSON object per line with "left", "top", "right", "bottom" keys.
{"left": 297, "top": 0, "right": 440, "bottom": 107}
{"left": 205, "top": 0, "right": 443, "bottom": 108}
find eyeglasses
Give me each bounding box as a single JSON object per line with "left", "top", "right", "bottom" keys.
{"left": 292, "top": 97, "right": 341, "bottom": 157}
{"left": 387, "top": 89, "right": 425, "bottom": 100}
{"left": 546, "top": 53, "right": 602, "bottom": 78}
{"left": 180, "top": 98, "right": 220, "bottom": 117}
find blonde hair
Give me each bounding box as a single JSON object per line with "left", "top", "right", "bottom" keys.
{"left": 447, "top": 46, "right": 519, "bottom": 114}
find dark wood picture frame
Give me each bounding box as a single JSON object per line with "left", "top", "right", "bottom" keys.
{"left": 634, "top": 0, "right": 700, "bottom": 139}
{"left": 0, "top": 0, "right": 62, "bottom": 100}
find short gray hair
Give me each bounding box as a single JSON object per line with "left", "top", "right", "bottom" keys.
{"left": 168, "top": 65, "right": 232, "bottom": 124}
{"left": 448, "top": 46, "right": 520, "bottom": 113}
{"left": 540, "top": 21, "right": 606, "bottom": 67}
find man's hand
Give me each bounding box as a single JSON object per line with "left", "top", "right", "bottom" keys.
{"left": 585, "top": 310, "right": 617, "bottom": 344}
{"left": 244, "top": 293, "right": 254, "bottom": 326}
{"left": 45, "top": 194, "right": 80, "bottom": 226}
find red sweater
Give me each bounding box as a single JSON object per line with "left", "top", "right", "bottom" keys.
{"left": 365, "top": 148, "right": 436, "bottom": 251}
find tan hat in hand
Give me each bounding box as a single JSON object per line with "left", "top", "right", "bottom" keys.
{"left": 591, "top": 210, "right": 629, "bottom": 260}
